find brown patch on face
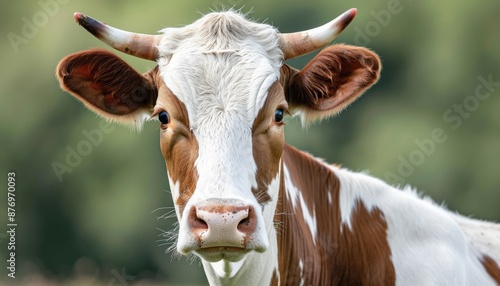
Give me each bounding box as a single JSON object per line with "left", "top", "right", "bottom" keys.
{"left": 155, "top": 80, "right": 199, "bottom": 216}
{"left": 482, "top": 255, "right": 500, "bottom": 284}
{"left": 251, "top": 81, "right": 287, "bottom": 205}
{"left": 274, "top": 144, "right": 395, "bottom": 285}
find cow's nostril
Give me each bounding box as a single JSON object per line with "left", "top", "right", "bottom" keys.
{"left": 193, "top": 217, "right": 208, "bottom": 229}
{"left": 237, "top": 207, "right": 256, "bottom": 233}
{"left": 238, "top": 218, "right": 251, "bottom": 231}
{"left": 188, "top": 205, "right": 209, "bottom": 233}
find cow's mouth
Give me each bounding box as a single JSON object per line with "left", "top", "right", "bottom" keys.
{"left": 200, "top": 246, "right": 248, "bottom": 253}
{"left": 195, "top": 246, "right": 252, "bottom": 262}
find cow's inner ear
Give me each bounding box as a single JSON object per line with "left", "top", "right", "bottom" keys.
{"left": 282, "top": 44, "right": 381, "bottom": 124}
{"left": 56, "top": 48, "right": 158, "bottom": 128}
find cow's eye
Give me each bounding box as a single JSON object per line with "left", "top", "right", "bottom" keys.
{"left": 158, "top": 111, "right": 170, "bottom": 125}
{"left": 273, "top": 108, "right": 284, "bottom": 123}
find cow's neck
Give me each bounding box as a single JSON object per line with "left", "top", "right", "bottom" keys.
{"left": 273, "top": 144, "right": 395, "bottom": 285}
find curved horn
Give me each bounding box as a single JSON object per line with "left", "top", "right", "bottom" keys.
{"left": 279, "top": 8, "right": 357, "bottom": 60}
{"left": 73, "top": 12, "right": 161, "bottom": 61}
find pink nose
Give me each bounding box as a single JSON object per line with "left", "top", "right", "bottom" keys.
{"left": 188, "top": 199, "right": 256, "bottom": 249}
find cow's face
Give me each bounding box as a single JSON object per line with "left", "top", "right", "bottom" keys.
{"left": 152, "top": 13, "right": 286, "bottom": 262}
{"left": 57, "top": 9, "right": 380, "bottom": 268}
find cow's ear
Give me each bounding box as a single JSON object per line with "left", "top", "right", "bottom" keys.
{"left": 56, "top": 49, "right": 157, "bottom": 129}
{"left": 282, "top": 44, "right": 381, "bottom": 124}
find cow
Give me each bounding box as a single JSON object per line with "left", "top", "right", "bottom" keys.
{"left": 56, "top": 8, "right": 500, "bottom": 285}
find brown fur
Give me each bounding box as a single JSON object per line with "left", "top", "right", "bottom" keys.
{"left": 482, "top": 255, "right": 500, "bottom": 285}
{"left": 274, "top": 145, "right": 395, "bottom": 285}
{"left": 156, "top": 84, "right": 199, "bottom": 216}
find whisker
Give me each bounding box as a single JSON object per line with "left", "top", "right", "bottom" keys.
{"left": 156, "top": 224, "right": 183, "bottom": 262}
{"left": 156, "top": 210, "right": 178, "bottom": 220}
{"left": 151, "top": 206, "right": 175, "bottom": 213}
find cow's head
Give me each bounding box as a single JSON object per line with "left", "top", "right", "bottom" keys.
{"left": 57, "top": 8, "right": 380, "bottom": 274}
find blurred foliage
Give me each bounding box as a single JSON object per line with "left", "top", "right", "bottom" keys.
{"left": 1, "top": 0, "right": 499, "bottom": 285}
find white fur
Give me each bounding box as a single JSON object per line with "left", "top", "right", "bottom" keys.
{"left": 454, "top": 214, "right": 500, "bottom": 261}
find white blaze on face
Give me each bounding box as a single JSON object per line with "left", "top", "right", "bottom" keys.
{"left": 155, "top": 11, "right": 283, "bottom": 255}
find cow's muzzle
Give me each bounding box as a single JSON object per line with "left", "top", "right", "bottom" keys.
{"left": 180, "top": 198, "right": 265, "bottom": 262}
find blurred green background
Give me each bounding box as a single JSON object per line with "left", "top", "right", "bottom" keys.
{"left": 1, "top": 0, "right": 499, "bottom": 285}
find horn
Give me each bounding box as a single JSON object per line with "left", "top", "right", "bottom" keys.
{"left": 279, "top": 8, "right": 357, "bottom": 60}
{"left": 73, "top": 12, "right": 161, "bottom": 61}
